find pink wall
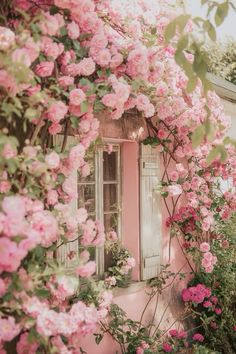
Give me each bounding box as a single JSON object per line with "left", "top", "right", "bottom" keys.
{"left": 122, "top": 142, "right": 140, "bottom": 280}
{"left": 80, "top": 143, "right": 190, "bottom": 353}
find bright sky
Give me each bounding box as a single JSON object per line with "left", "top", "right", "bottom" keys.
{"left": 186, "top": 0, "right": 236, "bottom": 39}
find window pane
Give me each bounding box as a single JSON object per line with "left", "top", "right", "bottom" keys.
{"left": 104, "top": 213, "right": 119, "bottom": 231}
{"left": 78, "top": 184, "right": 95, "bottom": 212}
{"left": 103, "top": 151, "right": 117, "bottom": 181}
{"left": 104, "top": 184, "right": 118, "bottom": 212}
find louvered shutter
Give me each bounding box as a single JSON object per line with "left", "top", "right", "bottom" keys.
{"left": 140, "top": 144, "right": 162, "bottom": 280}
{"left": 54, "top": 135, "right": 79, "bottom": 268}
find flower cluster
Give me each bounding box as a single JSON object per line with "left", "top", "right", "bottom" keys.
{"left": 104, "top": 233, "right": 135, "bottom": 288}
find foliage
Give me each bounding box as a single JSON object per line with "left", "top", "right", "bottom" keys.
{"left": 203, "top": 38, "right": 236, "bottom": 85}
{"left": 104, "top": 237, "right": 135, "bottom": 288}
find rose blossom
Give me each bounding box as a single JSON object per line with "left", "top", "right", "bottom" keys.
{"left": 167, "top": 184, "right": 182, "bottom": 197}
{"left": 47, "top": 101, "right": 68, "bottom": 123}
{"left": 49, "top": 123, "right": 62, "bottom": 135}
{"left": 47, "top": 190, "right": 58, "bottom": 205}
{"left": 35, "top": 61, "right": 54, "bottom": 77}
{"left": 200, "top": 242, "right": 210, "bottom": 253}
{"left": 0, "top": 316, "right": 20, "bottom": 342}
{"left": 77, "top": 57, "right": 96, "bottom": 76}
{"left": 58, "top": 76, "right": 74, "bottom": 87}
{"left": 0, "top": 26, "right": 15, "bottom": 51}
{"left": 162, "top": 343, "right": 172, "bottom": 352}
{"left": 16, "top": 332, "right": 39, "bottom": 354}
{"left": 76, "top": 261, "right": 96, "bottom": 277}
{"left": 45, "top": 151, "right": 60, "bottom": 169}
{"left": 69, "top": 88, "right": 86, "bottom": 105}
{"left": 67, "top": 21, "right": 80, "bottom": 39}
{"left": 192, "top": 333, "right": 204, "bottom": 342}
{"left": 30, "top": 211, "right": 58, "bottom": 247}
{"left": 2, "top": 143, "right": 16, "bottom": 159}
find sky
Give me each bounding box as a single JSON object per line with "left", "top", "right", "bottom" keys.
{"left": 186, "top": 0, "right": 236, "bottom": 39}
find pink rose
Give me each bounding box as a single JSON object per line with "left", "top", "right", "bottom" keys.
{"left": 0, "top": 316, "right": 20, "bottom": 342}
{"left": 67, "top": 21, "right": 80, "bottom": 39}
{"left": 35, "top": 61, "right": 54, "bottom": 77}
{"left": 58, "top": 76, "right": 74, "bottom": 87}
{"left": 0, "top": 180, "right": 11, "bottom": 193}
{"left": 215, "top": 307, "right": 222, "bottom": 315}
{"left": 136, "top": 94, "right": 150, "bottom": 111}
{"left": 77, "top": 57, "right": 96, "bottom": 76}
{"left": 2, "top": 143, "right": 16, "bottom": 159}
{"left": 31, "top": 210, "right": 58, "bottom": 247}
{"left": 12, "top": 48, "right": 31, "bottom": 67}
{"left": 192, "top": 333, "right": 204, "bottom": 342}
{"left": 16, "top": 332, "right": 39, "bottom": 354}
{"left": 43, "top": 42, "right": 64, "bottom": 60}
{"left": 0, "top": 26, "right": 15, "bottom": 51}
{"left": 47, "top": 190, "right": 58, "bottom": 205}
{"left": 170, "top": 171, "right": 179, "bottom": 182}
{"left": 40, "top": 12, "right": 60, "bottom": 36}
{"left": 49, "top": 123, "right": 62, "bottom": 135}
{"left": 69, "top": 88, "right": 86, "bottom": 105}
{"left": 144, "top": 103, "right": 155, "bottom": 118}
{"left": 76, "top": 261, "right": 96, "bottom": 277}
{"left": 95, "top": 48, "right": 111, "bottom": 67}
{"left": 45, "top": 151, "right": 60, "bottom": 169}
{"left": 47, "top": 101, "right": 68, "bottom": 123}
{"left": 77, "top": 208, "right": 88, "bottom": 223}
{"left": 162, "top": 343, "right": 172, "bottom": 352}
{"left": 167, "top": 184, "right": 182, "bottom": 197}
{"left": 200, "top": 242, "right": 210, "bottom": 253}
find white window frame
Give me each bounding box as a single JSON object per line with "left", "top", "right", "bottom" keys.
{"left": 96, "top": 144, "right": 122, "bottom": 277}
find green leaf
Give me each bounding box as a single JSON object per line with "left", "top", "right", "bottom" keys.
{"left": 177, "top": 34, "right": 189, "bottom": 52}
{"left": 94, "top": 334, "right": 103, "bottom": 345}
{"left": 72, "top": 40, "right": 81, "bottom": 50}
{"left": 192, "top": 125, "right": 205, "bottom": 148}
{"left": 80, "top": 100, "right": 89, "bottom": 113}
{"left": 70, "top": 116, "right": 79, "bottom": 129}
{"left": 204, "top": 20, "right": 217, "bottom": 41}
{"left": 60, "top": 27, "right": 67, "bottom": 36}
{"left": 164, "top": 20, "right": 177, "bottom": 41}
{"left": 215, "top": 2, "right": 229, "bottom": 26}
{"left": 93, "top": 100, "right": 105, "bottom": 112}
{"left": 35, "top": 288, "right": 51, "bottom": 298}
{"left": 177, "top": 14, "right": 191, "bottom": 32}
{"left": 186, "top": 75, "right": 198, "bottom": 93}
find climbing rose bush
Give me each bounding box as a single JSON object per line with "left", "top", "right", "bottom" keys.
{"left": 0, "top": 0, "right": 236, "bottom": 353}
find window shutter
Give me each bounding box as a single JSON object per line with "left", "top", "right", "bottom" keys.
{"left": 54, "top": 135, "right": 79, "bottom": 268}
{"left": 140, "top": 144, "right": 162, "bottom": 280}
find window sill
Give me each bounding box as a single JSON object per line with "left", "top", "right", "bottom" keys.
{"left": 112, "top": 281, "right": 147, "bottom": 297}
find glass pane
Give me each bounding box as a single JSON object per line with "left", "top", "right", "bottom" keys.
{"left": 103, "top": 151, "right": 117, "bottom": 181}
{"left": 104, "top": 213, "right": 118, "bottom": 231}
{"left": 104, "top": 184, "right": 117, "bottom": 212}
{"left": 78, "top": 184, "right": 95, "bottom": 212}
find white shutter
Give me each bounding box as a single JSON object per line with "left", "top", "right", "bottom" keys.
{"left": 140, "top": 144, "right": 162, "bottom": 280}
{"left": 54, "top": 135, "right": 79, "bottom": 268}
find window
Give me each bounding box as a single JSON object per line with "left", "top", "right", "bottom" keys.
{"left": 77, "top": 143, "right": 122, "bottom": 277}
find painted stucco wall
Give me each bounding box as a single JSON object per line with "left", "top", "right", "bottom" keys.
{"left": 81, "top": 96, "right": 236, "bottom": 353}
{"left": 80, "top": 115, "right": 189, "bottom": 354}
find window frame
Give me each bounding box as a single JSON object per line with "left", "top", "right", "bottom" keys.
{"left": 96, "top": 144, "right": 122, "bottom": 277}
